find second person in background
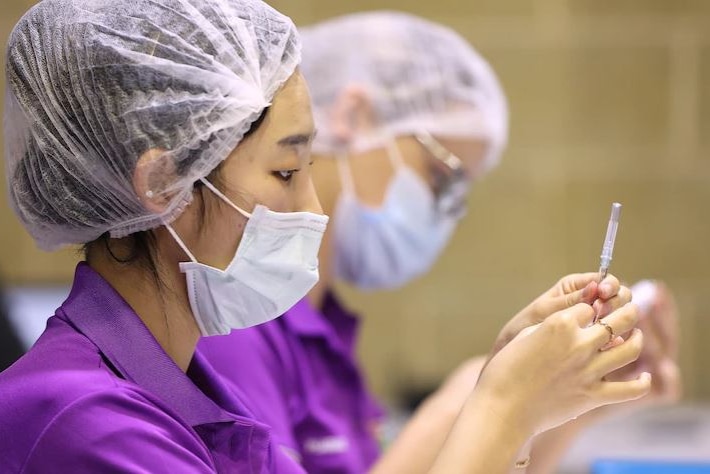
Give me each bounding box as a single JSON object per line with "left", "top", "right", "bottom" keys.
{"left": 199, "top": 11, "right": 678, "bottom": 473}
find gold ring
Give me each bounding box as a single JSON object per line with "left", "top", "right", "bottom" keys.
{"left": 597, "top": 320, "right": 615, "bottom": 344}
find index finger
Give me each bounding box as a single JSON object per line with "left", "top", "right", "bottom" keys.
{"left": 598, "top": 274, "right": 621, "bottom": 300}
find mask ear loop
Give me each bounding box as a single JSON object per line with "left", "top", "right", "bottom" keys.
{"left": 164, "top": 178, "right": 254, "bottom": 264}
{"left": 165, "top": 223, "right": 199, "bottom": 264}
{"left": 336, "top": 138, "right": 404, "bottom": 205}
{"left": 335, "top": 153, "right": 357, "bottom": 196}
{"left": 199, "top": 178, "right": 252, "bottom": 219}
{"left": 385, "top": 138, "right": 406, "bottom": 170}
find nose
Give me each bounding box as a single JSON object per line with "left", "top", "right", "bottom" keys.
{"left": 298, "top": 177, "right": 324, "bottom": 215}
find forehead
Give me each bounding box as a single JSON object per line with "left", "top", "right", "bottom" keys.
{"left": 263, "top": 70, "right": 314, "bottom": 138}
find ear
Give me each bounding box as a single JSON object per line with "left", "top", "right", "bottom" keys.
{"left": 133, "top": 148, "right": 178, "bottom": 214}
{"left": 330, "top": 84, "right": 377, "bottom": 146}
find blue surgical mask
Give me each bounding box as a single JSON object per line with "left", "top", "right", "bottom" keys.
{"left": 332, "top": 140, "right": 464, "bottom": 290}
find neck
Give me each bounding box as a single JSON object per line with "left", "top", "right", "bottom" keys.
{"left": 88, "top": 241, "right": 201, "bottom": 372}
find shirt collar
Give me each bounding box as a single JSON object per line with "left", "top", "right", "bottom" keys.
{"left": 280, "top": 292, "right": 360, "bottom": 355}
{"left": 59, "top": 262, "right": 237, "bottom": 428}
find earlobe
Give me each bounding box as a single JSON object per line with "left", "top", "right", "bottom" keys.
{"left": 133, "top": 148, "right": 176, "bottom": 214}
{"left": 330, "top": 84, "right": 376, "bottom": 146}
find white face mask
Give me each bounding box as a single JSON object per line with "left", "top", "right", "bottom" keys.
{"left": 166, "top": 178, "right": 329, "bottom": 336}
{"left": 332, "top": 140, "right": 465, "bottom": 290}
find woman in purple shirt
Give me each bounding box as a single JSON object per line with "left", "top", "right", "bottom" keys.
{"left": 2, "top": 2, "right": 650, "bottom": 473}
{"left": 200, "top": 12, "right": 675, "bottom": 474}
{"left": 0, "top": 0, "right": 326, "bottom": 471}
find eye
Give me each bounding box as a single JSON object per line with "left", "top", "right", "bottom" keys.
{"left": 274, "top": 169, "right": 297, "bottom": 182}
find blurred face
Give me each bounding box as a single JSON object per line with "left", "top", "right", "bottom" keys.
{"left": 171, "top": 71, "right": 321, "bottom": 269}
{"left": 340, "top": 135, "right": 488, "bottom": 208}
{"left": 307, "top": 133, "right": 489, "bottom": 290}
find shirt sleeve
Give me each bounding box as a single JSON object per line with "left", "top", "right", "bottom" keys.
{"left": 22, "top": 389, "right": 216, "bottom": 473}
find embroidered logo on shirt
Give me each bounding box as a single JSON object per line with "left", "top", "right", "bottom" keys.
{"left": 280, "top": 445, "right": 303, "bottom": 463}
{"left": 303, "top": 436, "right": 350, "bottom": 455}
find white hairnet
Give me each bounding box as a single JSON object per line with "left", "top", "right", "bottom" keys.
{"left": 4, "top": 0, "right": 300, "bottom": 250}
{"left": 300, "top": 11, "right": 508, "bottom": 170}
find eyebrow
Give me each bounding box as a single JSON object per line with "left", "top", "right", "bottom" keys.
{"left": 277, "top": 129, "right": 318, "bottom": 147}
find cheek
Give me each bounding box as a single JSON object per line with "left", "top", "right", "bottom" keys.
{"left": 349, "top": 156, "right": 394, "bottom": 207}
{"left": 227, "top": 168, "right": 295, "bottom": 214}
{"left": 192, "top": 200, "right": 247, "bottom": 269}
{"left": 403, "top": 152, "right": 439, "bottom": 192}
{"left": 248, "top": 174, "right": 293, "bottom": 211}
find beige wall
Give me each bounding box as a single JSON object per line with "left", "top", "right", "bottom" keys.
{"left": 1, "top": 1, "right": 709, "bottom": 401}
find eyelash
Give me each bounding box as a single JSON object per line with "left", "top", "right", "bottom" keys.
{"left": 273, "top": 161, "right": 314, "bottom": 183}
{"left": 274, "top": 169, "right": 298, "bottom": 182}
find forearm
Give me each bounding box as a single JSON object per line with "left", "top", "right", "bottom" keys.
{"left": 371, "top": 389, "right": 531, "bottom": 474}
{"left": 526, "top": 411, "right": 601, "bottom": 474}
{"left": 369, "top": 394, "right": 459, "bottom": 474}
{"left": 428, "top": 391, "right": 532, "bottom": 474}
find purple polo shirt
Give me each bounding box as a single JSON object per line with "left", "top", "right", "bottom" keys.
{"left": 0, "top": 263, "right": 304, "bottom": 473}
{"left": 198, "top": 292, "right": 386, "bottom": 474}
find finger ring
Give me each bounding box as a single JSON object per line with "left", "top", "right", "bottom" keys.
{"left": 597, "top": 320, "right": 615, "bottom": 344}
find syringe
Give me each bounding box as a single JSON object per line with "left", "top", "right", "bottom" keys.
{"left": 598, "top": 202, "right": 622, "bottom": 283}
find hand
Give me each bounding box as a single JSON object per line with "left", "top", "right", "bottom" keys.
{"left": 516, "top": 281, "right": 682, "bottom": 474}
{"left": 476, "top": 301, "right": 652, "bottom": 436}
{"left": 594, "top": 280, "right": 682, "bottom": 414}
{"left": 487, "top": 273, "right": 631, "bottom": 363}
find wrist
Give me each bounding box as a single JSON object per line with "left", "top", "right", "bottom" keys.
{"left": 427, "top": 386, "right": 536, "bottom": 473}
{"left": 466, "top": 386, "right": 535, "bottom": 448}
{"left": 513, "top": 438, "right": 533, "bottom": 470}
